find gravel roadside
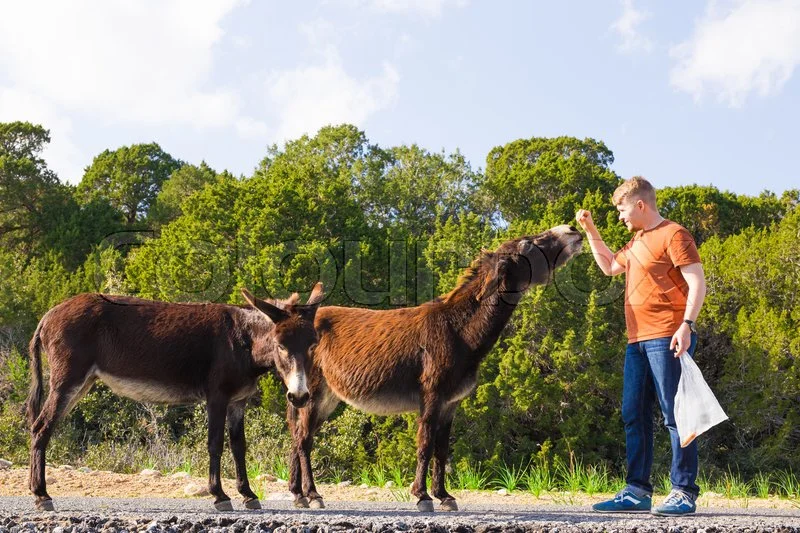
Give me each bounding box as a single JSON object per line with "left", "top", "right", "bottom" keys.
{"left": 2, "top": 496, "right": 800, "bottom": 532}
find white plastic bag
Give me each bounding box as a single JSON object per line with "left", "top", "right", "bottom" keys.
{"left": 674, "top": 353, "right": 728, "bottom": 448}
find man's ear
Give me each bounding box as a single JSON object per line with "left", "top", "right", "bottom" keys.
{"left": 241, "top": 288, "right": 289, "bottom": 323}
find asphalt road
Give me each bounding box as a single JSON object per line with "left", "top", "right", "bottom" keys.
{"left": 1, "top": 496, "right": 799, "bottom": 532}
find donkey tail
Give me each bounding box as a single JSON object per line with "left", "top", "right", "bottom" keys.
{"left": 26, "top": 319, "right": 45, "bottom": 428}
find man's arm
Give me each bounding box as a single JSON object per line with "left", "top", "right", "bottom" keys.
{"left": 670, "top": 262, "right": 706, "bottom": 355}
{"left": 575, "top": 209, "right": 624, "bottom": 276}
{"left": 679, "top": 262, "right": 706, "bottom": 321}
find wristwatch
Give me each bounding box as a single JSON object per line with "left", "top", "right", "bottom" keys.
{"left": 683, "top": 319, "right": 697, "bottom": 333}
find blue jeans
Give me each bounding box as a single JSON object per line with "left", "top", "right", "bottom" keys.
{"left": 622, "top": 333, "right": 699, "bottom": 498}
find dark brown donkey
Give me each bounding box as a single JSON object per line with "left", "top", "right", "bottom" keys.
{"left": 287, "top": 225, "right": 583, "bottom": 511}
{"left": 26, "top": 284, "right": 324, "bottom": 512}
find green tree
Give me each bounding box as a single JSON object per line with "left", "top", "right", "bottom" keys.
{"left": 359, "top": 145, "right": 490, "bottom": 237}
{"left": 697, "top": 207, "right": 800, "bottom": 473}
{"left": 78, "top": 143, "right": 183, "bottom": 224}
{"left": 0, "top": 122, "right": 66, "bottom": 257}
{"left": 149, "top": 161, "right": 223, "bottom": 226}
{"left": 485, "top": 136, "right": 619, "bottom": 224}
{"left": 0, "top": 121, "right": 122, "bottom": 268}
{"left": 657, "top": 185, "right": 786, "bottom": 245}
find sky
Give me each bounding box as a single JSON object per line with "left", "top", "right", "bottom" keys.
{"left": 1, "top": 0, "right": 798, "bottom": 197}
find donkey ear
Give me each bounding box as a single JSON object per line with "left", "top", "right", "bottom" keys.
{"left": 241, "top": 288, "right": 289, "bottom": 323}
{"left": 496, "top": 255, "right": 510, "bottom": 274}
{"left": 285, "top": 293, "right": 301, "bottom": 306}
{"left": 306, "top": 282, "right": 325, "bottom": 306}
{"left": 476, "top": 257, "right": 508, "bottom": 302}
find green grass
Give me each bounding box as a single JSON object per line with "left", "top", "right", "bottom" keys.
{"left": 324, "top": 466, "right": 347, "bottom": 485}
{"left": 370, "top": 462, "right": 388, "bottom": 487}
{"left": 247, "top": 463, "right": 266, "bottom": 500}
{"left": 753, "top": 472, "right": 771, "bottom": 498}
{"left": 358, "top": 466, "right": 372, "bottom": 486}
{"left": 582, "top": 464, "right": 610, "bottom": 495}
{"left": 389, "top": 487, "right": 412, "bottom": 502}
{"left": 716, "top": 469, "right": 751, "bottom": 499}
{"left": 389, "top": 465, "right": 409, "bottom": 488}
{"left": 269, "top": 456, "right": 289, "bottom": 482}
{"left": 246, "top": 462, "right": 262, "bottom": 481}
{"left": 609, "top": 476, "right": 626, "bottom": 493}
{"left": 656, "top": 473, "right": 672, "bottom": 495}
{"left": 452, "top": 461, "right": 489, "bottom": 490}
{"left": 492, "top": 462, "right": 526, "bottom": 492}
{"left": 356, "top": 462, "right": 393, "bottom": 487}
{"left": 524, "top": 463, "right": 555, "bottom": 497}
{"left": 176, "top": 457, "right": 193, "bottom": 475}
{"left": 329, "top": 457, "right": 800, "bottom": 506}
{"left": 554, "top": 455, "right": 583, "bottom": 493}
{"left": 775, "top": 470, "right": 800, "bottom": 499}
{"left": 697, "top": 470, "right": 712, "bottom": 495}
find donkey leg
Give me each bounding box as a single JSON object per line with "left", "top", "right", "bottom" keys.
{"left": 207, "top": 398, "right": 232, "bottom": 511}
{"left": 299, "top": 426, "right": 322, "bottom": 508}
{"left": 287, "top": 404, "right": 309, "bottom": 508}
{"left": 431, "top": 406, "right": 458, "bottom": 511}
{"left": 300, "top": 390, "right": 340, "bottom": 509}
{"left": 411, "top": 400, "right": 441, "bottom": 512}
{"left": 227, "top": 401, "right": 260, "bottom": 509}
{"left": 29, "top": 391, "right": 69, "bottom": 511}
{"left": 30, "top": 370, "right": 94, "bottom": 511}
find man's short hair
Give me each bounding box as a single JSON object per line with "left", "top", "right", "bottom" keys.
{"left": 612, "top": 176, "right": 657, "bottom": 207}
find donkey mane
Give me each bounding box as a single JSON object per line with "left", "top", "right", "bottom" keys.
{"left": 440, "top": 249, "right": 500, "bottom": 304}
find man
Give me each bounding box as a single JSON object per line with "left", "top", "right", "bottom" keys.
{"left": 575, "top": 176, "right": 706, "bottom": 516}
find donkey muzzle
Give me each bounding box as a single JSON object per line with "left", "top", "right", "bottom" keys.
{"left": 287, "top": 390, "right": 310, "bottom": 407}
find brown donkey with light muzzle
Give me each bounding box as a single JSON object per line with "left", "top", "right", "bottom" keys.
{"left": 27, "top": 283, "right": 324, "bottom": 511}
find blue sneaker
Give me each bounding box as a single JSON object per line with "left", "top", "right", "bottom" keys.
{"left": 652, "top": 489, "right": 696, "bottom": 516}
{"left": 592, "top": 488, "right": 652, "bottom": 513}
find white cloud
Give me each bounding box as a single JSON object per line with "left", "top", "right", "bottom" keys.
{"left": 0, "top": 0, "right": 268, "bottom": 181}
{"left": 611, "top": 0, "right": 653, "bottom": 53}
{"left": 299, "top": 18, "right": 339, "bottom": 48}
{"left": 0, "top": 0, "right": 244, "bottom": 127}
{"left": 331, "top": 0, "right": 467, "bottom": 20}
{"left": 265, "top": 48, "right": 399, "bottom": 143}
{"left": 231, "top": 35, "right": 252, "bottom": 49}
{"left": 670, "top": 0, "right": 800, "bottom": 107}
{"left": 371, "top": 0, "right": 467, "bottom": 18}
{"left": 0, "top": 88, "right": 85, "bottom": 183}
{"left": 235, "top": 116, "right": 270, "bottom": 140}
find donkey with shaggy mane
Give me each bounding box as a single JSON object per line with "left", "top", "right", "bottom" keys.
{"left": 288, "top": 225, "right": 583, "bottom": 511}
{"left": 27, "top": 284, "right": 324, "bottom": 511}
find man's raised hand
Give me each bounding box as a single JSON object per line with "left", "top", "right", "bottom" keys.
{"left": 575, "top": 209, "right": 595, "bottom": 232}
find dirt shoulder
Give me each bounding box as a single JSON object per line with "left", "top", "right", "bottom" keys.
{"left": 1, "top": 465, "right": 798, "bottom": 511}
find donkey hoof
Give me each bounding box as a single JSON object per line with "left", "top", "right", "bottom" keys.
{"left": 36, "top": 499, "right": 55, "bottom": 512}
{"left": 244, "top": 498, "right": 262, "bottom": 510}
{"left": 416, "top": 499, "right": 435, "bottom": 512}
{"left": 439, "top": 499, "right": 458, "bottom": 511}
{"left": 308, "top": 497, "right": 325, "bottom": 509}
{"left": 294, "top": 496, "right": 310, "bottom": 508}
{"left": 214, "top": 499, "right": 234, "bottom": 512}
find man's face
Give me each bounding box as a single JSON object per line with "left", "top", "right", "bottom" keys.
{"left": 616, "top": 198, "right": 644, "bottom": 232}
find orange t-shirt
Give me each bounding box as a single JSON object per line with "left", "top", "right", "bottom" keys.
{"left": 613, "top": 219, "right": 701, "bottom": 343}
